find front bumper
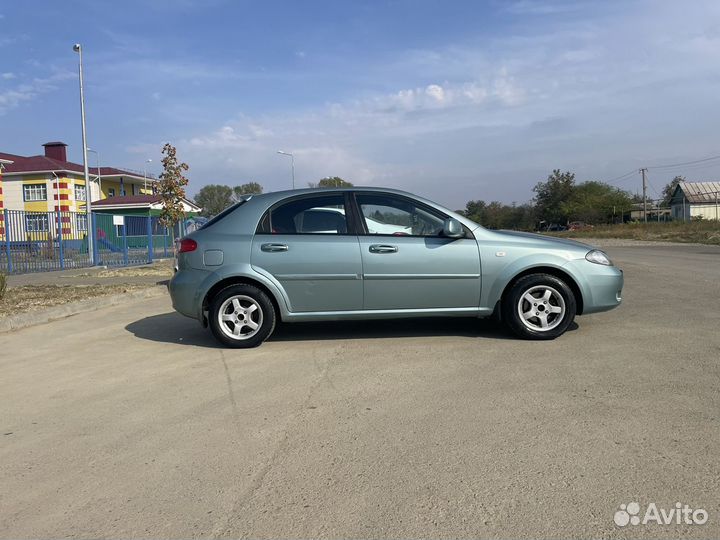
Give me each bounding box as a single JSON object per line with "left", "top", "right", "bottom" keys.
{"left": 563, "top": 259, "right": 624, "bottom": 315}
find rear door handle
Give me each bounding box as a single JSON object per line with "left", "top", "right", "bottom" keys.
{"left": 369, "top": 244, "right": 398, "bottom": 253}
{"left": 261, "top": 243, "right": 289, "bottom": 252}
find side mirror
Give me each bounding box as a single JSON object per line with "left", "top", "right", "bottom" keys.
{"left": 442, "top": 218, "right": 464, "bottom": 238}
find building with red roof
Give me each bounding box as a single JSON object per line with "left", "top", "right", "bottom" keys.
{"left": 0, "top": 142, "right": 157, "bottom": 217}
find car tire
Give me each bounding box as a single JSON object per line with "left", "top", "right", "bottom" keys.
{"left": 209, "top": 284, "right": 276, "bottom": 348}
{"left": 502, "top": 273, "right": 576, "bottom": 340}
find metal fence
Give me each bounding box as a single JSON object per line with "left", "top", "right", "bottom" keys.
{"left": 0, "top": 209, "right": 178, "bottom": 274}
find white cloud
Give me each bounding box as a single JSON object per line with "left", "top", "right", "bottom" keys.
{"left": 425, "top": 84, "right": 445, "bottom": 103}
{"left": 504, "top": 0, "right": 582, "bottom": 15}
{"left": 1, "top": 72, "right": 16, "bottom": 80}
{"left": 0, "top": 70, "right": 75, "bottom": 115}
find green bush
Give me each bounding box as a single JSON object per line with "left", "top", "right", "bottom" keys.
{"left": 0, "top": 272, "right": 6, "bottom": 301}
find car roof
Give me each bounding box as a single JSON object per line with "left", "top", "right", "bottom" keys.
{"left": 245, "top": 186, "right": 423, "bottom": 206}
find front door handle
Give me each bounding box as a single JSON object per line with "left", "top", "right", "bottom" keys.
{"left": 369, "top": 244, "right": 398, "bottom": 254}
{"left": 261, "top": 243, "right": 289, "bottom": 252}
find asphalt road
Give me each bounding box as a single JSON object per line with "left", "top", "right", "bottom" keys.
{"left": 1, "top": 244, "right": 719, "bottom": 539}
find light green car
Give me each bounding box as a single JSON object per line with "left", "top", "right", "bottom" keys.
{"left": 169, "top": 187, "right": 623, "bottom": 348}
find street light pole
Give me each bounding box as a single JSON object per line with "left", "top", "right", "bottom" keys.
{"left": 86, "top": 148, "right": 101, "bottom": 198}
{"left": 143, "top": 158, "right": 152, "bottom": 193}
{"left": 277, "top": 150, "right": 295, "bottom": 189}
{"left": 73, "top": 43, "right": 94, "bottom": 264}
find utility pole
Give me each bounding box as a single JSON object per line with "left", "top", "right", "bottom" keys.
{"left": 640, "top": 168, "right": 648, "bottom": 223}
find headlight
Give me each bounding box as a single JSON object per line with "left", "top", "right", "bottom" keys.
{"left": 585, "top": 249, "right": 612, "bottom": 266}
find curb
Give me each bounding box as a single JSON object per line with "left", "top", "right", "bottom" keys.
{"left": 0, "top": 286, "right": 168, "bottom": 334}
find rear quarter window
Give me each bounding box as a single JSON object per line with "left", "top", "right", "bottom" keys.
{"left": 199, "top": 200, "right": 248, "bottom": 230}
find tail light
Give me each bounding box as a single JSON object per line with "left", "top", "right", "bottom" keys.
{"left": 178, "top": 238, "right": 197, "bottom": 253}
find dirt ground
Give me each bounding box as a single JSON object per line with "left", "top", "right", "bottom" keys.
{"left": 0, "top": 283, "right": 152, "bottom": 318}
{"left": 67, "top": 259, "right": 174, "bottom": 278}
{"left": 0, "top": 259, "right": 174, "bottom": 318}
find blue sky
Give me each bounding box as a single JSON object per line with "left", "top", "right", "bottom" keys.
{"left": 1, "top": 0, "right": 720, "bottom": 208}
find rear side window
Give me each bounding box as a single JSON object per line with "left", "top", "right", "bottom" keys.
{"left": 261, "top": 195, "right": 349, "bottom": 234}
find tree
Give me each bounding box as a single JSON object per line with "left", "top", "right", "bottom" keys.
{"left": 463, "top": 200, "right": 487, "bottom": 224}
{"left": 661, "top": 176, "right": 684, "bottom": 207}
{"left": 233, "top": 182, "right": 263, "bottom": 199}
{"left": 309, "top": 176, "right": 354, "bottom": 188}
{"left": 462, "top": 199, "right": 535, "bottom": 230}
{"left": 195, "top": 184, "right": 234, "bottom": 217}
{"left": 157, "top": 143, "right": 190, "bottom": 243}
{"left": 561, "top": 181, "right": 634, "bottom": 224}
{"left": 533, "top": 169, "right": 575, "bottom": 225}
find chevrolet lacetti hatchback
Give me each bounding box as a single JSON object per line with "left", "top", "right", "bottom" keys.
{"left": 169, "top": 188, "right": 623, "bottom": 348}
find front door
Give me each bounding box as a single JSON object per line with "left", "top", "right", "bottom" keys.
{"left": 354, "top": 192, "right": 481, "bottom": 310}
{"left": 251, "top": 193, "right": 363, "bottom": 312}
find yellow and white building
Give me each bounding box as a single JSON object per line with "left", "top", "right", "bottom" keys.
{"left": 0, "top": 142, "right": 157, "bottom": 239}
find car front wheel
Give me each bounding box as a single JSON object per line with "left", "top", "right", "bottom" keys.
{"left": 209, "top": 284, "right": 276, "bottom": 348}
{"left": 502, "top": 273, "right": 576, "bottom": 340}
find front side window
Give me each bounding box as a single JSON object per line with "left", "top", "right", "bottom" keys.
{"left": 26, "top": 214, "right": 49, "bottom": 232}
{"left": 23, "top": 184, "right": 47, "bottom": 202}
{"left": 75, "top": 184, "right": 86, "bottom": 201}
{"left": 355, "top": 194, "right": 446, "bottom": 237}
{"left": 108, "top": 188, "right": 116, "bottom": 197}
{"left": 266, "top": 195, "right": 348, "bottom": 234}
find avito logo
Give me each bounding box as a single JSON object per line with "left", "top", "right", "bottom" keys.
{"left": 614, "top": 502, "right": 708, "bottom": 527}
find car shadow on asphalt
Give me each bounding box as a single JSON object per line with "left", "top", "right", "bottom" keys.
{"left": 125, "top": 312, "right": 222, "bottom": 348}
{"left": 124, "top": 312, "right": 540, "bottom": 347}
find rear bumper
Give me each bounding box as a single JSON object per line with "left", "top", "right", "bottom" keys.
{"left": 168, "top": 268, "right": 212, "bottom": 320}
{"left": 563, "top": 260, "right": 624, "bottom": 315}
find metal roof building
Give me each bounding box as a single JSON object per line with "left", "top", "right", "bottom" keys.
{"left": 670, "top": 181, "right": 720, "bottom": 221}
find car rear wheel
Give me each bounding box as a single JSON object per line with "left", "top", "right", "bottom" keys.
{"left": 502, "top": 273, "right": 576, "bottom": 340}
{"left": 209, "top": 284, "right": 276, "bottom": 348}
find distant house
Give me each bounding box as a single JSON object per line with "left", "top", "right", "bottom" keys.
{"left": 670, "top": 182, "right": 720, "bottom": 221}
{"left": 0, "top": 141, "right": 157, "bottom": 215}
{"left": 629, "top": 203, "right": 671, "bottom": 222}
{"left": 92, "top": 195, "right": 202, "bottom": 244}
{"left": 92, "top": 194, "right": 201, "bottom": 217}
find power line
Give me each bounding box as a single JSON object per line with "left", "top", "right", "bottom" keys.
{"left": 645, "top": 171, "right": 662, "bottom": 198}
{"left": 647, "top": 153, "right": 720, "bottom": 170}
{"left": 602, "top": 152, "right": 720, "bottom": 194}
{"left": 650, "top": 159, "right": 720, "bottom": 174}
{"left": 604, "top": 169, "right": 637, "bottom": 186}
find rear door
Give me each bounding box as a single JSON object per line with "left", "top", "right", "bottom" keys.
{"left": 354, "top": 192, "right": 481, "bottom": 310}
{"left": 251, "top": 193, "right": 363, "bottom": 312}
